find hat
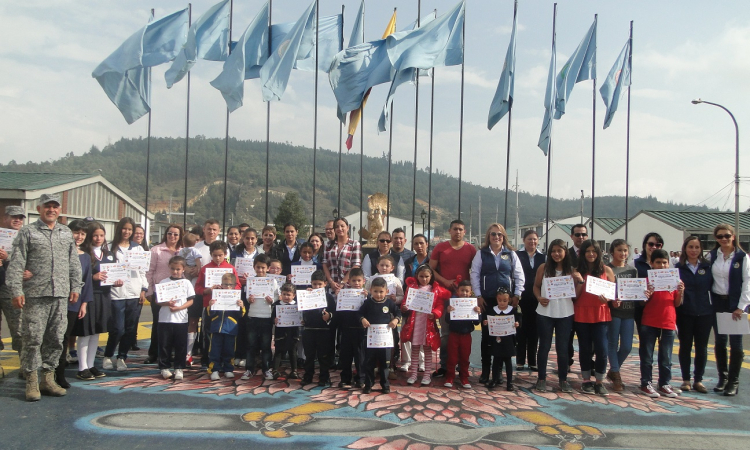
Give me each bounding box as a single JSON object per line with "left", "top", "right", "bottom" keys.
{"left": 5, "top": 205, "right": 26, "bottom": 217}
{"left": 39, "top": 193, "right": 61, "bottom": 205}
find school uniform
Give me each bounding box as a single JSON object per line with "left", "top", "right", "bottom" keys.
{"left": 302, "top": 291, "right": 336, "bottom": 384}
{"left": 206, "top": 294, "right": 245, "bottom": 374}
{"left": 444, "top": 300, "right": 480, "bottom": 386}
{"left": 244, "top": 277, "right": 278, "bottom": 374}
{"left": 271, "top": 299, "right": 299, "bottom": 375}
{"left": 359, "top": 297, "right": 401, "bottom": 390}
{"left": 156, "top": 277, "right": 195, "bottom": 370}
{"left": 484, "top": 305, "right": 520, "bottom": 388}
{"left": 334, "top": 290, "right": 366, "bottom": 386}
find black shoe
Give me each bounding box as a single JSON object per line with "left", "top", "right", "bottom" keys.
{"left": 432, "top": 368, "right": 447, "bottom": 378}
{"left": 77, "top": 369, "right": 95, "bottom": 381}
{"left": 362, "top": 385, "right": 372, "bottom": 394}
{"left": 337, "top": 381, "right": 348, "bottom": 388}
{"left": 352, "top": 381, "right": 362, "bottom": 389}
{"left": 131, "top": 345, "right": 141, "bottom": 351}
{"left": 382, "top": 387, "right": 390, "bottom": 394}
{"left": 301, "top": 378, "right": 313, "bottom": 386}
{"left": 318, "top": 379, "right": 332, "bottom": 387}
{"left": 143, "top": 356, "right": 158, "bottom": 364}
{"left": 715, "top": 378, "right": 728, "bottom": 392}
{"left": 724, "top": 380, "right": 740, "bottom": 396}
{"left": 507, "top": 384, "right": 515, "bottom": 392}
{"left": 478, "top": 374, "right": 489, "bottom": 384}
{"left": 486, "top": 380, "right": 498, "bottom": 389}
{"left": 56, "top": 368, "right": 71, "bottom": 389}
{"left": 529, "top": 365, "right": 538, "bottom": 372}
{"left": 88, "top": 367, "right": 106, "bottom": 378}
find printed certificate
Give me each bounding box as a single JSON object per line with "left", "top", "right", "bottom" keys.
{"left": 99, "top": 263, "right": 130, "bottom": 286}
{"left": 234, "top": 257, "right": 256, "bottom": 278}
{"left": 155, "top": 280, "right": 186, "bottom": 305}
{"left": 648, "top": 268, "right": 680, "bottom": 292}
{"left": 371, "top": 273, "right": 398, "bottom": 296}
{"left": 124, "top": 249, "right": 151, "bottom": 271}
{"left": 487, "top": 315, "right": 516, "bottom": 337}
{"left": 291, "top": 265, "right": 316, "bottom": 286}
{"left": 404, "top": 289, "right": 435, "bottom": 314}
{"left": 0, "top": 228, "right": 18, "bottom": 251}
{"left": 276, "top": 304, "right": 303, "bottom": 327}
{"left": 585, "top": 276, "right": 616, "bottom": 299}
{"left": 367, "top": 324, "right": 394, "bottom": 348}
{"left": 247, "top": 278, "right": 275, "bottom": 300}
{"left": 543, "top": 276, "right": 576, "bottom": 299}
{"left": 336, "top": 289, "right": 366, "bottom": 311}
{"left": 617, "top": 278, "right": 648, "bottom": 301}
{"left": 449, "top": 298, "right": 479, "bottom": 320}
{"left": 204, "top": 267, "right": 233, "bottom": 288}
{"left": 296, "top": 288, "right": 328, "bottom": 311}
{"left": 211, "top": 289, "right": 241, "bottom": 311}
{"left": 267, "top": 274, "right": 288, "bottom": 287}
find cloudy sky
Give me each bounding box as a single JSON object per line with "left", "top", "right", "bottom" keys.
{"left": 1, "top": 0, "right": 749, "bottom": 212}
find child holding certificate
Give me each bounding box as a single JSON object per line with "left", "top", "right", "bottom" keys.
{"left": 270, "top": 283, "right": 300, "bottom": 380}
{"left": 335, "top": 268, "right": 367, "bottom": 388}
{"left": 241, "top": 254, "right": 277, "bottom": 381}
{"left": 482, "top": 287, "right": 520, "bottom": 391}
{"left": 289, "top": 242, "right": 322, "bottom": 289}
{"left": 301, "top": 271, "right": 337, "bottom": 386}
{"left": 444, "top": 280, "right": 480, "bottom": 389}
{"left": 606, "top": 239, "right": 638, "bottom": 392}
{"left": 206, "top": 273, "right": 245, "bottom": 380}
{"left": 400, "top": 264, "right": 448, "bottom": 386}
{"left": 156, "top": 256, "right": 195, "bottom": 380}
{"left": 365, "top": 255, "right": 405, "bottom": 379}
{"left": 359, "top": 277, "right": 402, "bottom": 394}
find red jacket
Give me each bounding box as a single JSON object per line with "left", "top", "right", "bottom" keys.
{"left": 195, "top": 261, "right": 241, "bottom": 307}
{"left": 400, "top": 278, "right": 450, "bottom": 351}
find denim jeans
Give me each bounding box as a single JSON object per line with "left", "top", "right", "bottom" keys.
{"left": 639, "top": 325, "right": 675, "bottom": 387}
{"left": 105, "top": 298, "right": 140, "bottom": 360}
{"left": 575, "top": 321, "right": 609, "bottom": 380}
{"left": 676, "top": 313, "right": 713, "bottom": 382}
{"left": 607, "top": 316, "right": 634, "bottom": 372}
{"left": 536, "top": 314, "right": 573, "bottom": 381}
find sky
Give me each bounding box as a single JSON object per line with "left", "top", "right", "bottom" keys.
{"left": 1, "top": 0, "right": 749, "bottom": 214}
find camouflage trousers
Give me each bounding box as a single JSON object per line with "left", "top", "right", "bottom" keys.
{"left": 0, "top": 297, "right": 23, "bottom": 352}
{"left": 20, "top": 297, "right": 67, "bottom": 373}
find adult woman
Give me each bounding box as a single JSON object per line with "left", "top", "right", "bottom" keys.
{"left": 573, "top": 240, "right": 615, "bottom": 396}
{"left": 307, "top": 233, "right": 325, "bottom": 264}
{"left": 322, "top": 217, "right": 362, "bottom": 294}
{"left": 226, "top": 226, "right": 241, "bottom": 260}
{"left": 404, "top": 234, "right": 430, "bottom": 280}
{"left": 675, "top": 236, "right": 713, "bottom": 394}
{"left": 133, "top": 225, "right": 149, "bottom": 251}
{"left": 533, "top": 239, "right": 575, "bottom": 393}
{"left": 272, "top": 223, "right": 303, "bottom": 275}
{"left": 633, "top": 233, "right": 664, "bottom": 329}
{"left": 144, "top": 224, "right": 184, "bottom": 364}
{"left": 362, "top": 231, "right": 406, "bottom": 282}
{"left": 707, "top": 224, "right": 749, "bottom": 396}
{"left": 470, "top": 223, "right": 524, "bottom": 383}
{"left": 516, "top": 230, "right": 545, "bottom": 371}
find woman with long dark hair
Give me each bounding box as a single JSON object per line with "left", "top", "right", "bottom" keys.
{"left": 516, "top": 230, "right": 545, "bottom": 371}
{"left": 322, "top": 217, "right": 362, "bottom": 294}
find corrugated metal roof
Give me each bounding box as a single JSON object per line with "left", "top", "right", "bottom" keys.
{"left": 594, "top": 217, "right": 626, "bottom": 233}
{"left": 0, "top": 172, "right": 95, "bottom": 191}
{"left": 556, "top": 224, "right": 574, "bottom": 234}
{"left": 645, "top": 210, "right": 750, "bottom": 231}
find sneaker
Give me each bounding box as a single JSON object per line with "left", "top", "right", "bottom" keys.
{"left": 89, "top": 367, "right": 106, "bottom": 378}
{"left": 418, "top": 365, "right": 425, "bottom": 372}
{"left": 116, "top": 358, "right": 127, "bottom": 371}
{"left": 581, "top": 381, "right": 595, "bottom": 394}
{"left": 398, "top": 364, "right": 409, "bottom": 372}
{"left": 76, "top": 369, "right": 95, "bottom": 381}
{"left": 432, "top": 367, "right": 446, "bottom": 378}
{"left": 640, "top": 382, "right": 661, "bottom": 398}
{"left": 406, "top": 375, "right": 417, "bottom": 385}
{"left": 362, "top": 385, "right": 372, "bottom": 394}
{"left": 272, "top": 370, "right": 281, "bottom": 380}
{"left": 225, "top": 371, "right": 235, "bottom": 379}
{"left": 516, "top": 364, "right": 526, "bottom": 371}
{"left": 338, "top": 381, "right": 349, "bottom": 388}
{"left": 174, "top": 369, "right": 183, "bottom": 380}
{"left": 444, "top": 382, "right": 454, "bottom": 388}
{"left": 352, "top": 381, "right": 362, "bottom": 389}
{"left": 289, "top": 371, "right": 300, "bottom": 380}
{"left": 102, "top": 357, "right": 114, "bottom": 370}
{"left": 560, "top": 381, "right": 573, "bottom": 393}
{"left": 241, "top": 370, "right": 253, "bottom": 380}
{"left": 237, "top": 359, "right": 246, "bottom": 368}
{"left": 264, "top": 370, "right": 274, "bottom": 380}
{"left": 210, "top": 371, "right": 220, "bottom": 381}
{"left": 421, "top": 376, "right": 431, "bottom": 386}
{"left": 96, "top": 347, "right": 105, "bottom": 357}
{"left": 186, "top": 355, "right": 193, "bottom": 366}
{"left": 67, "top": 349, "right": 78, "bottom": 363}
{"left": 659, "top": 385, "right": 679, "bottom": 398}
{"left": 671, "top": 385, "right": 682, "bottom": 394}
{"left": 461, "top": 383, "right": 472, "bottom": 389}
{"left": 535, "top": 379, "right": 547, "bottom": 392}
{"left": 595, "top": 383, "right": 609, "bottom": 396}
{"left": 161, "top": 369, "right": 173, "bottom": 379}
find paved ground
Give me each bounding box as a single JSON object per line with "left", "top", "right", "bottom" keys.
{"left": 2, "top": 308, "right": 750, "bottom": 450}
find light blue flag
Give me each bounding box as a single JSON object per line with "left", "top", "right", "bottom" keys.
{"left": 385, "top": 0, "right": 464, "bottom": 71}
{"left": 93, "top": 8, "right": 189, "bottom": 124}
{"left": 487, "top": 3, "right": 517, "bottom": 130}
{"left": 554, "top": 18, "right": 596, "bottom": 119}
{"left": 295, "top": 13, "right": 344, "bottom": 73}
{"left": 209, "top": 3, "right": 269, "bottom": 112}
{"left": 537, "top": 36, "right": 556, "bottom": 155}
{"left": 349, "top": 0, "right": 365, "bottom": 47}
{"left": 600, "top": 40, "right": 631, "bottom": 129}
{"left": 165, "top": 0, "right": 230, "bottom": 88}
{"left": 260, "top": 1, "right": 316, "bottom": 101}
{"left": 329, "top": 40, "right": 393, "bottom": 115}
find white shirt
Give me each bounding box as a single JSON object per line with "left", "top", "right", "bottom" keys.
{"left": 157, "top": 277, "right": 195, "bottom": 324}
{"left": 362, "top": 251, "right": 406, "bottom": 283}
{"left": 707, "top": 250, "right": 750, "bottom": 311}
{"left": 470, "top": 246, "right": 525, "bottom": 297}
{"left": 194, "top": 240, "right": 215, "bottom": 267}
{"left": 537, "top": 270, "right": 575, "bottom": 318}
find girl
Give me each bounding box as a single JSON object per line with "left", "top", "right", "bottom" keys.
{"left": 633, "top": 233, "right": 664, "bottom": 330}
{"left": 574, "top": 240, "right": 615, "bottom": 396}
{"left": 484, "top": 287, "right": 520, "bottom": 391}
{"left": 401, "top": 234, "right": 431, "bottom": 371}
{"left": 226, "top": 226, "right": 241, "bottom": 260}
{"left": 516, "top": 230, "right": 545, "bottom": 371}
{"left": 606, "top": 239, "right": 638, "bottom": 392}
{"left": 533, "top": 239, "right": 575, "bottom": 393}
{"left": 400, "top": 264, "right": 448, "bottom": 386}
{"left": 133, "top": 225, "right": 149, "bottom": 251}
{"left": 289, "top": 242, "right": 323, "bottom": 288}
{"left": 103, "top": 217, "right": 147, "bottom": 372}
{"left": 307, "top": 233, "right": 325, "bottom": 264}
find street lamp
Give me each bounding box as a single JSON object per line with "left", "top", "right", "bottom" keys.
{"left": 332, "top": 208, "right": 338, "bottom": 218}
{"left": 692, "top": 99, "right": 740, "bottom": 238}
{"left": 420, "top": 209, "right": 427, "bottom": 235}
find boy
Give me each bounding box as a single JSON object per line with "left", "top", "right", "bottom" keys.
{"left": 443, "top": 280, "right": 481, "bottom": 388}
{"left": 640, "top": 249, "right": 684, "bottom": 398}
{"left": 483, "top": 287, "right": 520, "bottom": 391}
{"left": 365, "top": 255, "right": 404, "bottom": 379}
{"left": 271, "top": 283, "right": 300, "bottom": 379}
{"left": 359, "top": 277, "right": 401, "bottom": 394}
{"left": 335, "top": 268, "right": 367, "bottom": 388}
{"left": 206, "top": 273, "right": 245, "bottom": 380}
{"left": 301, "top": 271, "right": 337, "bottom": 386}
{"left": 156, "top": 256, "right": 195, "bottom": 380}
{"left": 241, "top": 254, "right": 277, "bottom": 380}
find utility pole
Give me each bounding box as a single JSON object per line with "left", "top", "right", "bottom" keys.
{"left": 515, "top": 171, "right": 520, "bottom": 248}
{"left": 580, "top": 190, "right": 584, "bottom": 223}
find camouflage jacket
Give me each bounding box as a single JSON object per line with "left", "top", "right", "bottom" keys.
{"left": 6, "top": 219, "right": 83, "bottom": 299}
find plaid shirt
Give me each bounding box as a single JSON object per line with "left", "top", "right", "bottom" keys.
{"left": 322, "top": 239, "right": 362, "bottom": 284}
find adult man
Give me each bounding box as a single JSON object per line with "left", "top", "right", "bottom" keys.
{"left": 194, "top": 219, "right": 221, "bottom": 264}
{"left": 7, "top": 194, "right": 82, "bottom": 401}
{"left": 391, "top": 228, "right": 416, "bottom": 262}
{"left": 568, "top": 224, "right": 588, "bottom": 268}
{"left": 429, "top": 220, "right": 477, "bottom": 377}
{"left": 324, "top": 220, "right": 335, "bottom": 244}
{"left": 0, "top": 205, "right": 30, "bottom": 361}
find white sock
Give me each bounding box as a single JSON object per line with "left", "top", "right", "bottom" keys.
{"left": 186, "top": 332, "right": 196, "bottom": 357}
{"left": 87, "top": 334, "right": 99, "bottom": 369}
{"left": 77, "top": 336, "right": 93, "bottom": 371}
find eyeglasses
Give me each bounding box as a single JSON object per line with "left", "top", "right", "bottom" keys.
{"left": 573, "top": 233, "right": 588, "bottom": 238}
{"left": 489, "top": 232, "right": 504, "bottom": 238}
{"left": 167, "top": 232, "right": 180, "bottom": 236}
{"left": 221, "top": 284, "right": 235, "bottom": 288}
{"left": 325, "top": 228, "right": 333, "bottom": 231}
{"left": 646, "top": 242, "right": 662, "bottom": 248}
{"left": 716, "top": 234, "right": 733, "bottom": 240}
{"left": 379, "top": 239, "right": 391, "bottom": 244}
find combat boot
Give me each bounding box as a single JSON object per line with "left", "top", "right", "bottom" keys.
{"left": 26, "top": 371, "right": 41, "bottom": 402}
{"left": 39, "top": 369, "right": 67, "bottom": 397}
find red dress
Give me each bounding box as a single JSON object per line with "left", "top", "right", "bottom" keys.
{"left": 400, "top": 278, "right": 450, "bottom": 351}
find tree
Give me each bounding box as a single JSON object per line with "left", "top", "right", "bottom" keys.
{"left": 274, "top": 191, "right": 307, "bottom": 232}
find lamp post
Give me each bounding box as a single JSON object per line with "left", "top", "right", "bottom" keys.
{"left": 692, "top": 99, "right": 740, "bottom": 237}
{"left": 420, "top": 209, "right": 427, "bottom": 235}
{"left": 332, "top": 208, "right": 338, "bottom": 219}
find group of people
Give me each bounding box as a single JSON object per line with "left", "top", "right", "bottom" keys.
{"left": 1, "top": 196, "right": 748, "bottom": 403}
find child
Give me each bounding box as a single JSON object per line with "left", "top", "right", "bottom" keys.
{"left": 365, "top": 255, "right": 404, "bottom": 378}
{"left": 232, "top": 227, "right": 260, "bottom": 369}
{"left": 359, "top": 277, "right": 402, "bottom": 394}
{"left": 640, "top": 249, "right": 684, "bottom": 398}
{"left": 269, "top": 259, "right": 283, "bottom": 275}
{"left": 400, "top": 264, "right": 449, "bottom": 386}
{"left": 271, "top": 283, "right": 300, "bottom": 379}
{"left": 483, "top": 287, "right": 520, "bottom": 391}
{"left": 260, "top": 225, "right": 277, "bottom": 255}
{"left": 241, "top": 254, "right": 277, "bottom": 380}
{"left": 179, "top": 233, "right": 203, "bottom": 272}
{"left": 335, "top": 267, "right": 367, "bottom": 388}
{"left": 444, "top": 280, "right": 481, "bottom": 388}
{"left": 301, "top": 270, "right": 337, "bottom": 386}
{"left": 155, "top": 256, "right": 195, "bottom": 380}
{"left": 289, "top": 242, "right": 323, "bottom": 289}
{"left": 206, "top": 273, "right": 245, "bottom": 380}
{"left": 606, "top": 239, "right": 638, "bottom": 392}
{"left": 179, "top": 232, "right": 202, "bottom": 367}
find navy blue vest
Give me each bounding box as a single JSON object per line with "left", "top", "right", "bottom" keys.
{"left": 709, "top": 247, "right": 746, "bottom": 312}
{"left": 677, "top": 261, "right": 713, "bottom": 316}
{"left": 479, "top": 246, "right": 513, "bottom": 300}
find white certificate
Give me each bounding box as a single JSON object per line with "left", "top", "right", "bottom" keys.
{"left": 367, "top": 324, "right": 394, "bottom": 348}
{"left": 585, "top": 276, "right": 616, "bottom": 299}
{"left": 543, "top": 276, "right": 576, "bottom": 299}
{"left": 211, "top": 289, "right": 241, "bottom": 311}
{"left": 296, "top": 288, "right": 328, "bottom": 311}
{"left": 449, "top": 298, "right": 479, "bottom": 320}
{"left": 155, "top": 280, "right": 186, "bottom": 305}
{"left": 617, "top": 278, "right": 648, "bottom": 301}
{"left": 204, "top": 267, "right": 233, "bottom": 288}
{"left": 336, "top": 289, "right": 366, "bottom": 311}
{"left": 716, "top": 312, "right": 750, "bottom": 335}
{"left": 124, "top": 249, "right": 151, "bottom": 271}
{"left": 99, "top": 263, "right": 130, "bottom": 286}
{"left": 276, "top": 304, "right": 303, "bottom": 327}
{"left": 234, "top": 257, "right": 256, "bottom": 278}
{"left": 291, "top": 265, "right": 316, "bottom": 286}
{"left": 371, "top": 273, "right": 398, "bottom": 296}
{"left": 0, "top": 227, "right": 18, "bottom": 251}
{"left": 247, "top": 278, "right": 275, "bottom": 300}
{"left": 648, "top": 268, "right": 680, "bottom": 292}
{"left": 268, "top": 274, "right": 288, "bottom": 287}
{"left": 404, "top": 289, "right": 435, "bottom": 314}
{"left": 487, "top": 315, "right": 516, "bottom": 337}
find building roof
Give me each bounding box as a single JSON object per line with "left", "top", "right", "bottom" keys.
{"left": 642, "top": 210, "right": 750, "bottom": 232}
{"left": 556, "top": 224, "right": 574, "bottom": 235}
{"left": 594, "top": 217, "right": 626, "bottom": 233}
{"left": 0, "top": 172, "right": 95, "bottom": 191}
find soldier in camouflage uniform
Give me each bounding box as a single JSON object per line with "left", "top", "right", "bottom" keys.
{"left": 7, "top": 193, "right": 83, "bottom": 401}
{"left": 0, "top": 205, "right": 30, "bottom": 375}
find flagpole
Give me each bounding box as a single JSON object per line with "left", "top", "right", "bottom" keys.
{"left": 457, "top": 2, "right": 466, "bottom": 221}
{"left": 386, "top": 8, "right": 396, "bottom": 232}
{"left": 625, "top": 20, "right": 633, "bottom": 242}
{"left": 427, "top": 66, "right": 435, "bottom": 241}
{"left": 359, "top": 5, "right": 367, "bottom": 242}
{"left": 264, "top": 0, "right": 273, "bottom": 225}
{"left": 503, "top": 0, "right": 517, "bottom": 227}
{"left": 311, "top": 0, "right": 320, "bottom": 233}
{"left": 221, "top": 0, "right": 234, "bottom": 236}
{"left": 183, "top": 3, "right": 192, "bottom": 232}
{"left": 144, "top": 7, "right": 155, "bottom": 232}
{"left": 544, "top": 3, "right": 557, "bottom": 252}
{"left": 337, "top": 4, "right": 345, "bottom": 217}
{"left": 410, "top": 0, "right": 421, "bottom": 239}
{"left": 590, "top": 13, "right": 597, "bottom": 240}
